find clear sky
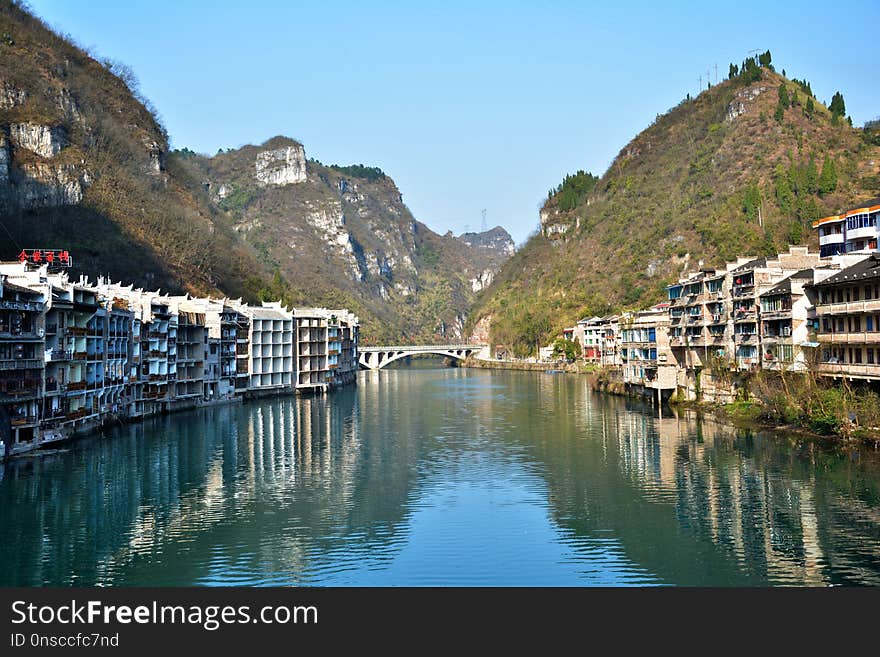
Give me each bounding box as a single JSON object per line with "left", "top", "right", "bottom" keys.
{"left": 26, "top": 0, "right": 880, "bottom": 244}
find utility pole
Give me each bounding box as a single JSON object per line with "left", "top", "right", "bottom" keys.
{"left": 698, "top": 73, "right": 702, "bottom": 92}
{"left": 714, "top": 62, "right": 718, "bottom": 84}
{"left": 481, "top": 208, "right": 487, "bottom": 233}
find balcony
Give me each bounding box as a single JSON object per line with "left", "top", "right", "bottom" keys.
{"left": 817, "top": 331, "right": 880, "bottom": 345}
{"left": 44, "top": 380, "right": 66, "bottom": 393}
{"left": 734, "top": 333, "right": 757, "bottom": 342}
{"left": 0, "top": 328, "right": 40, "bottom": 340}
{"left": 816, "top": 362, "right": 880, "bottom": 379}
{"left": 65, "top": 326, "right": 88, "bottom": 337}
{"left": 817, "top": 299, "right": 880, "bottom": 315}
{"left": 0, "top": 388, "right": 39, "bottom": 401}
{"left": 66, "top": 381, "right": 87, "bottom": 391}
{"left": 46, "top": 348, "right": 72, "bottom": 362}
{"left": 818, "top": 232, "right": 845, "bottom": 246}
{"left": 760, "top": 309, "right": 792, "bottom": 321}
{"left": 0, "top": 358, "right": 42, "bottom": 370}
{"left": 72, "top": 351, "right": 87, "bottom": 361}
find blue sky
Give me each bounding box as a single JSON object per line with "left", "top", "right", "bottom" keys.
{"left": 27, "top": 0, "right": 880, "bottom": 244}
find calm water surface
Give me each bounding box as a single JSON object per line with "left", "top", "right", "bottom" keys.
{"left": 2, "top": 367, "right": 880, "bottom": 586}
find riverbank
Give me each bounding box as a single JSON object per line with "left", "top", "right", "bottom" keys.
{"left": 580, "top": 365, "right": 880, "bottom": 446}
{"left": 2, "top": 385, "right": 346, "bottom": 462}
{"left": 464, "top": 357, "right": 595, "bottom": 374}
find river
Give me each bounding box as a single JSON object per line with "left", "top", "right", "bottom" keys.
{"left": 1, "top": 366, "right": 879, "bottom": 586}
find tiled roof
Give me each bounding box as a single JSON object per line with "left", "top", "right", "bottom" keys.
{"left": 760, "top": 270, "right": 813, "bottom": 297}
{"left": 813, "top": 254, "right": 880, "bottom": 287}
{"left": 730, "top": 257, "right": 767, "bottom": 274}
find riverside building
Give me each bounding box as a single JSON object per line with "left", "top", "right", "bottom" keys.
{"left": 813, "top": 199, "right": 880, "bottom": 257}
{"left": 0, "top": 259, "right": 360, "bottom": 459}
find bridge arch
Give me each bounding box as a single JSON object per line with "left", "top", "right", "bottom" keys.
{"left": 358, "top": 345, "right": 486, "bottom": 370}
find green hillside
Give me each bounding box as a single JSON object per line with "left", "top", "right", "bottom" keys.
{"left": 0, "top": 1, "right": 513, "bottom": 342}
{"left": 469, "top": 54, "right": 880, "bottom": 356}
{"left": 0, "top": 0, "right": 273, "bottom": 298}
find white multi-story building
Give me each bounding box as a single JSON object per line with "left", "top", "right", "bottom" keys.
{"left": 0, "top": 259, "right": 360, "bottom": 458}
{"left": 814, "top": 199, "right": 880, "bottom": 257}
{"left": 232, "top": 301, "right": 294, "bottom": 394}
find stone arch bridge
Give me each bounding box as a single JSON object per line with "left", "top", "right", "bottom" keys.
{"left": 358, "top": 344, "right": 486, "bottom": 370}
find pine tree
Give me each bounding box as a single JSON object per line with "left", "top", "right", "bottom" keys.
{"left": 778, "top": 84, "right": 790, "bottom": 108}
{"left": 829, "top": 91, "right": 846, "bottom": 118}
{"left": 804, "top": 158, "right": 819, "bottom": 194}
{"left": 774, "top": 102, "right": 785, "bottom": 123}
{"left": 805, "top": 97, "right": 815, "bottom": 118}
{"left": 818, "top": 156, "right": 838, "bottom": 195}
{"left": 774, "top": 163, "right": 794, "bottom": 214}
{"left": 758, "top": 50, "right": 772, "bottom": 69}
{"left": 728, "top": 63, "right": 738, "bottom": 79}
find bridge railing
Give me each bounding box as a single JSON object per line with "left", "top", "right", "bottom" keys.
{"left": 359, "top": 344, "right": 484, "bottom": 351}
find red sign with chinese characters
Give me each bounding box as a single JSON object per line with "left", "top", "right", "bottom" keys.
{"left": 17, "top": 249, "right": 72, "bottom": 267}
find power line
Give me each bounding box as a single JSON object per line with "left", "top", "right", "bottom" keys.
{"left": 0, "top": 218, "right": 21, "bottom": 252}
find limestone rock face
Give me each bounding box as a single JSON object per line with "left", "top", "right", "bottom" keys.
{"left": 303, "top": 203, "right": 362, "bottom": 280}
{"left": 255, "top": 144, "right": 307, "bottom": 187}
{"left": 9, "top": 122, "right": 67, "bottom": 157}
{"left": 0, "top": 130, "right": 88, "bottom": 211}
{"left": 726, "top": 86, "right": 768, "bottom": 122}
{"left": 471, "top": 268, "right": 494, "bottom": 292}
{"left": 459, "top": 226, "right": 515, "bottom": 255}
{"left": 145, "top": 140, "right": 165, "bottom": 174}
{"left": 0, "top": 136, "right": 9, "bottom": 185}
{"left": 217, "top": 183, "right": 233, "bottom": 200}
{"left": 1, "top": 161, "right": 88, "bottom": 210}
{"left": 0, "top": 81, "right": 27, "bottom": 109}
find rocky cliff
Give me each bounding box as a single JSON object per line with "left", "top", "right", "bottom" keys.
{"left": 0, "top": 0, "right": 271, "bottom": 298}
{"left": 183, "top": 139, "right": 514, "bottom": 341}
{"left": 0, "top": 1, "right": 514, "bottom": 342}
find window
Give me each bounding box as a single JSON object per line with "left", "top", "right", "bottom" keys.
{"left": 868, "top": 317, "right": 874, "bottom": 332}
{"left": 868, "top": 348, "right": 875, "bottom": 365}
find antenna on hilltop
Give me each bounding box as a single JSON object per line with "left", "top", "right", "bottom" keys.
{"left": 481, "top": 209, "right": 487, "bottom": 233}
{"left": 714, "top": 62, "right": 718, "bottom": 84}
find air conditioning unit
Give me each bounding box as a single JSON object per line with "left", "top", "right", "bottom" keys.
{"left": 37, "top": 328, "right": 44, "bottom": 337}
{"left": 782, "top": 327, "right": 791, "bottom": 337}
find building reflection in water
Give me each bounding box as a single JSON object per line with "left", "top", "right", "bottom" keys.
{"left": 0, "top": 367, "right": 879, "bottom": 586}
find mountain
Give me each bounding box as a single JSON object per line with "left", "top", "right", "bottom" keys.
{"left": 468, "top": 57, "right": 880, "bottom": 355}
{"left": 0, "top": 1, "right": 513, "bottom": 342}
{"left": 0, "top": 0, "right": 272, "bottom": 299}
{"left": 179, "top": 140, "right": 513, "bottom": 342}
